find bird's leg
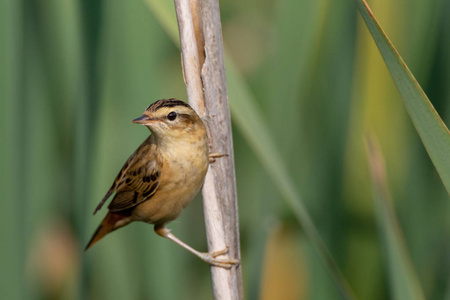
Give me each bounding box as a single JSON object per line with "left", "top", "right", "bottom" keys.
{"left": 209, "top": 152, "right": 228, "bottom": 163}
{"left": 154, "top": 225, "right": 239, "bottom": 269}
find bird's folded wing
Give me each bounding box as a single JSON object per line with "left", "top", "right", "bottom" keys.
{"left": 108, "top": 161, "right": 161, "bottom": 212}
{"left": 93, "top": 155, "right": 135, "bottom": 214}
{"left": 93, "top": 137, "right": 156, "bottom": 214}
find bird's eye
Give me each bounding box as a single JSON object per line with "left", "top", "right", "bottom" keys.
{"left": 167, "top": 111, "right": 177, "bottom": 121}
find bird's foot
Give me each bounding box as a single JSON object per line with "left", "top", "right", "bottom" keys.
{"left": 198, "top": 247, "right": 240, "bottom": 269}
{"left": 209, "top": 152, "right": 228, "bottom": 163}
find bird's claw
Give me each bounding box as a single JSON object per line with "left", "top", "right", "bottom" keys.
{"left": 209, "top": 152, "right": 228, "bottom": 163}
{"left": 211, "top": 247, "right": 230, "bottom": 257}
{"left": 200, "top": 247, "right": 240, "bottom": 269}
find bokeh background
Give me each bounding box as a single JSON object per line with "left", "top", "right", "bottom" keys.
{"left": 1, "top": 0, "right": 449, "bottom": 299}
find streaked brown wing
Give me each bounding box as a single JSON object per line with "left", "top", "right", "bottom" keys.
{"left": 107, "top": 161, "right": 161, "bottom": 212}
{"left": 93, "top": 157, "right": 133, "bottom": 215}
{"left": 93, "top": 136, "right": 156, "bottom": 214}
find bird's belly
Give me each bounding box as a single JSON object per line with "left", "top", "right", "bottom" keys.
{"left": 131, "top": 157, "right": 208, "bottom": 225}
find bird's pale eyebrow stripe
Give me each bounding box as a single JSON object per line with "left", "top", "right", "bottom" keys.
{"left": 146, "top": 99, "right": 190, "bottom": 112}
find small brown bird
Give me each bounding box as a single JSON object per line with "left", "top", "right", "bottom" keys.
{"left": 86, "top": 98, "right": 238, "bottom": 268}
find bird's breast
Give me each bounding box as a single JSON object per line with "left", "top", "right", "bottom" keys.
{"left": 161, "top": 140, "right": 209, "bottom": 190}
{"left": 132, "top": 138, "right": 209, "bottom": 224}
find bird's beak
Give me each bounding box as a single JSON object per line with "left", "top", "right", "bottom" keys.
{"left": 132, "top": 115, "right": 156, "bottom": 125}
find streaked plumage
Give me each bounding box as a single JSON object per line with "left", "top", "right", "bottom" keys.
{"left": 86, "top": 98, "right": 238, "bottom": 268}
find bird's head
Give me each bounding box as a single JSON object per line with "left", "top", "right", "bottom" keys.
{"left": 132, "top": 98, "right": 206, "bottom": 141}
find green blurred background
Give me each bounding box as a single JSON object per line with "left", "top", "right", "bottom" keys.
{"left": 1, "top": 0, "right": 449, "bottom": 299}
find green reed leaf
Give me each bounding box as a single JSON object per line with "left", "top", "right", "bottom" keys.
{"left": 366, "top": 136, "right": 426, "bottom": 300}
{"left": 355, "top": 0, "right": 450, "bottom": 194}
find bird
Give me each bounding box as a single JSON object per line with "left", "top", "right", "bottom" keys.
{"left": 85, "top": 98, "right": 238, "bottom": 268}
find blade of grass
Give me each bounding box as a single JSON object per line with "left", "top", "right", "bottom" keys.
{"left": 366, "top": 135, "right": 425, "bottom": 300}
{"left": 354, "top": 0, "right": 450, "bottom": 194}
{"left": 144, "top": 0, "right": 179, "bottom": 45}
{"left": 0, "top": 0, "right": 23, "bottom": 299}
{"left": 144, "top": 1, "right": 357, "bottom": 298}
{"left": 31, "top": 0, "right": 91, "bottom": 298}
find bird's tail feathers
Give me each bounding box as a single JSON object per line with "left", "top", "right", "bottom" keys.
{"left": 85, "top": 212, "right": 131, "bottom": 250}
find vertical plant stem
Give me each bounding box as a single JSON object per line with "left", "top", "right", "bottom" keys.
{"left": 173, "top": 0, "right": 243, "bottom": 299}
{"left": 173, "top": 0, "right": 205, "bottom": 114}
